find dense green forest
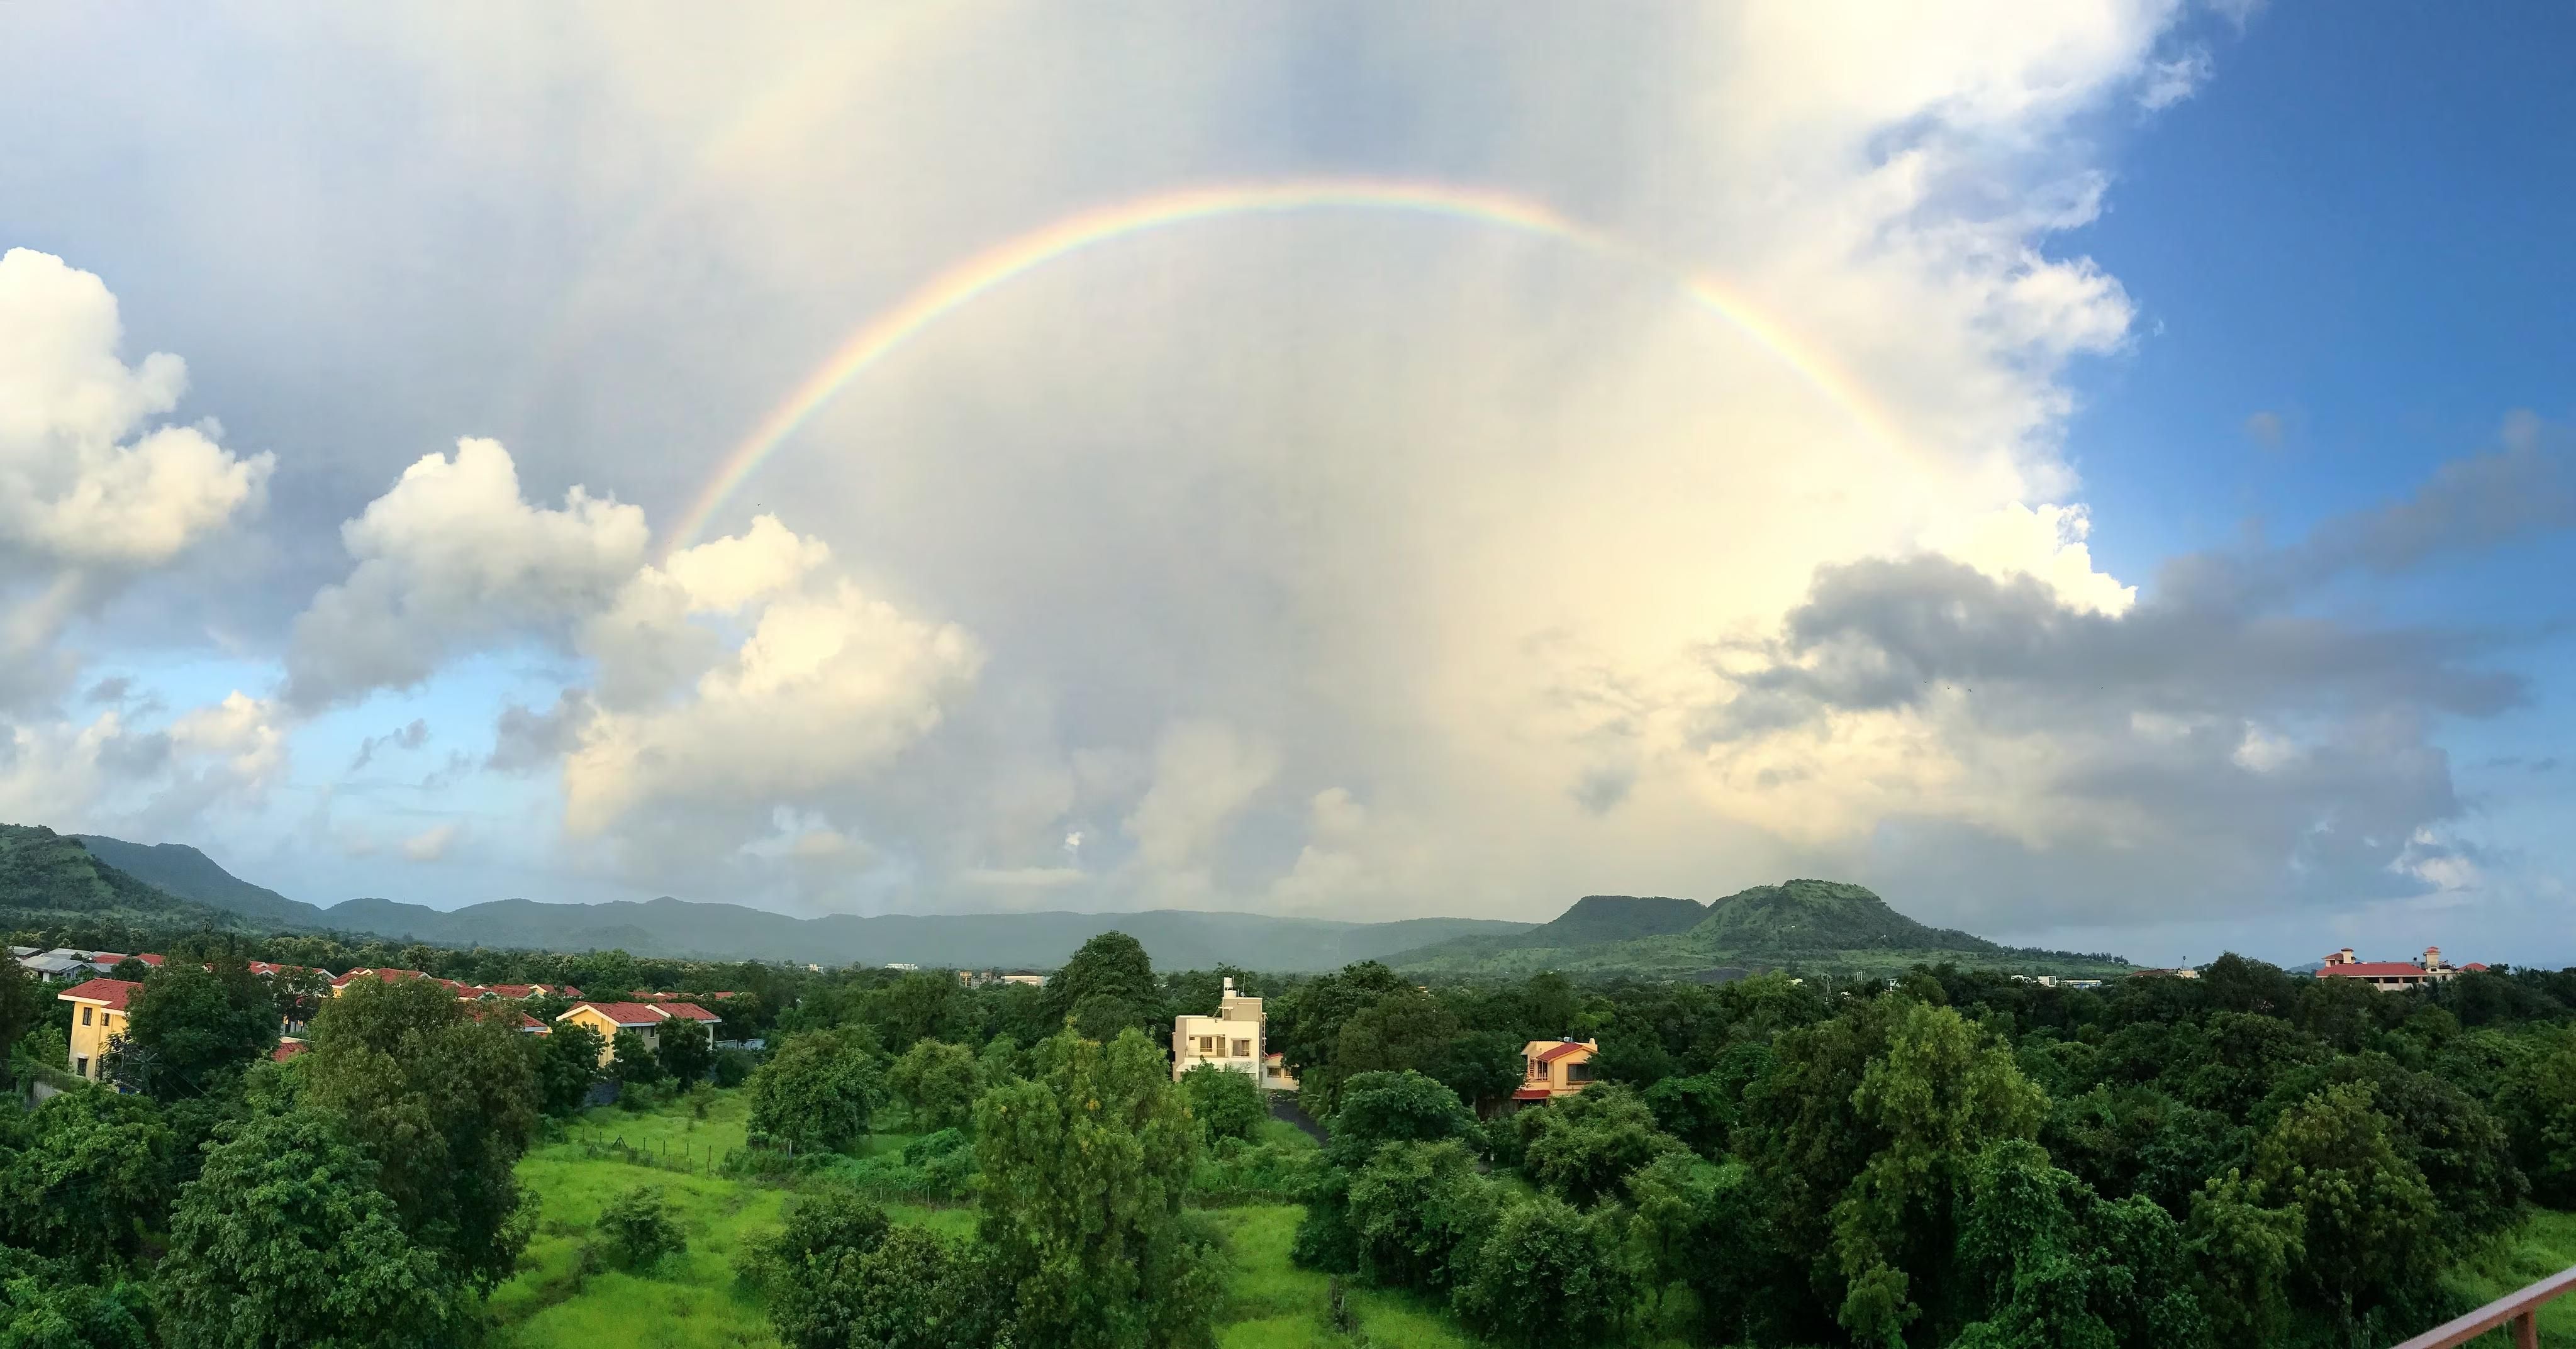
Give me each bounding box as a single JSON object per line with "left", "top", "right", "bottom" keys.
{"left": 8, "top": 907, "right": 2575, "bottom": 1346}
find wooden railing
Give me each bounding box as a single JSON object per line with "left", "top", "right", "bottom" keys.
{"left": 2393, "top": 1265, "right": 2576, "bottom": 1349}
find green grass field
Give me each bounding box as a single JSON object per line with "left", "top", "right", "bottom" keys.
{"left": 2445, "top": 1207, "right": 2576, "bottom": 1348}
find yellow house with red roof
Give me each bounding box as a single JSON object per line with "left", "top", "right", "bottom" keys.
{"left": 57, "top": 977, "right": 145, "bottom": 1084}
{"left": 1515, "top": 1038, "right": 1600, "bottom": 1103}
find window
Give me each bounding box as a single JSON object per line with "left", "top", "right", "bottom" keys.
{"left": 81, "top": 1006, "right": 92, "bottom": 1026}
{"left": 1232, "top": 1038, "right": 1252, "bottom": 1057}
{"left": 1566, "top": 1062, "right": 1595, "bottom": 1083}
{"left": 75, "top": 1056, "right": 89, "bottom": 1077}
{"left": 1533, "top": 1060, "right": 1551, "bottom": 1081}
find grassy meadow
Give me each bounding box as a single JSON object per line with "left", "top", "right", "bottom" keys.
{"left": 486, "top": 1088, "right": 1488, "bottom": 1348}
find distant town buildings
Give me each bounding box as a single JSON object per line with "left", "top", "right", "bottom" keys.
{"left": 957, "top": 970, "right": 1048, "bottom": 988}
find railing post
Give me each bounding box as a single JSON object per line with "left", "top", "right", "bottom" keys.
{"left": 2512, "top": 1311, "right": 2537, "bottom": 1349}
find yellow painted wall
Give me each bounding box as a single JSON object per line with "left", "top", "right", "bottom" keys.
{"left": 66, "top": 999, "right": 125, "bottom": 1080}
{"left": 558, "top": 1006, "right": 657, "bottom": 1067}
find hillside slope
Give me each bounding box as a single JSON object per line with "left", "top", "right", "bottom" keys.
{"left": 1391, "top": 879, "right": 2128, "bottom": 977}
{"left": 0, "top": 824, "right": 238, "bottom": 931}
{"left": 73, "top": 835, "right": 330, "bottom": 929}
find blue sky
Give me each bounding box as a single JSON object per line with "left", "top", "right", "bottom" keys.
{"left": 0, "top": 3, "right": 2568, "bottom": 968}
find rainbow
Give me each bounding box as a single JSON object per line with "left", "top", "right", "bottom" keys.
{"left": 665, "top": 177, "right": 1910, "bottom": 555}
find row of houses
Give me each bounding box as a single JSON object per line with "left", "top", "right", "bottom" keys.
{"left": 49, "top": 958, "right": 743, "bottom": 1086}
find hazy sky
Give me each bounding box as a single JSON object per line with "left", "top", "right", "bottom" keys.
{"left": 3, "top": 3, "right": 2568, "bottom": 966}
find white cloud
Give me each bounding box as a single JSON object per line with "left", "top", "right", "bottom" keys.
{"left": 1930, "top": 502, "right": 2137, "bottom": 616}
{"left": 559, "top": 530, "right": 983, "bottom": 847}
{"left": 0, "top": 691, "right": 286, "bottom": 836}
{"left": 0, "top": 248, "right": 274, "bottom": 572}
{"left": 2139, "top": 47, "right": 2214, "bottom": 111}
{"left": 286, "top": 437, "right": 648, "bottom": 706}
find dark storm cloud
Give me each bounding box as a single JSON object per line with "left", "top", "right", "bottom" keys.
{"left": 1702, "top": 438, "right": 2573, "bottom": 924}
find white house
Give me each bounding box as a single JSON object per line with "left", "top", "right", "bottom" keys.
{"left": 1171, "top": 977, "right": 1298, "bottom": 1091}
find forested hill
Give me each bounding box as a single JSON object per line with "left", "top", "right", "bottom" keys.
{"left": 72, "top": 834, "right": 330, "bottom": 930}
{"left": 29, "top": 828, "right": 1537, "bottom": 970}
{"left": 0, "top": 824, "right": 241, "bottom": 931}
{"left": 1390, "top": 879, "right": 2131, "bottom": 977}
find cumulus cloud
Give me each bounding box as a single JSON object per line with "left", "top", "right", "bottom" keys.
{"left": 0, "top": 249, "right": 274, "bottom": 710}
{"left": 0, "top": 691, "right": 286, "bottom": 838}
{"left": 286, "top": 437, "right": 648, "bottom": 706}
{"left": 0, "top": 248, "right": 274, "bottom": 572}
{"left": 1687, "top": 438, "right": 2560, "bottom": 924}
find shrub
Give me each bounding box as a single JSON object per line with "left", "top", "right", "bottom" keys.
{"left": 713, "top": 1048, "right": 758, "bottom": 1088}
{"left": 1451, "top": 1196, "right": 1631, "bottom": 1348}
{"left": 595, "top": 1185, "right": 688, "bottom": 1271}
{"left": 1179, "top": 1063, "right": 1269, "bottom": 1145}
{"left": 1191, "top": 1136, "right": 1318, "bottom": 1204}
{"left": 1346, "top": 1140, "right": 1498, "bottom": 1292}
{"left": 616, "top": 1080, "right": 665, "bottom": 1114}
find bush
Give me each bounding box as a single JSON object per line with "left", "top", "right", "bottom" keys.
{"left": 713, "top": 1047, "right": 759, "bottom": 1089}
{"left": 611, "top": 1028, "right": 666, "bottom": 1085}
{"left": 1178, "top": 1063, "right": 1269, "bottom": 1145}
{"left": 1191, "top": 1136, "right": 1318, "bottom": 1204}
{"left": 616, "top": 1080, "right": 665, "bottom": 1114}
{"left": 595, "top": 1185, "right": 688, "bottom": 1271}
{"left": 1520, "top": 1084, "right": 1686, "bottom": 1206}
{"left": 1451, "top": 1196, "right": 1631, "bottom": 1348}
{"left": 1347, "top": 1140, "right": 1498, "bottom": 1292}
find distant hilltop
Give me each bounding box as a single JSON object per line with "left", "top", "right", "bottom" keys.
{"left": 1387, "top": 880, "right": 2133, "bottom": 978}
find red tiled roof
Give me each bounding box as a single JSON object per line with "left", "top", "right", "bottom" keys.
{"left": 272, "top": 1040, "right": 311, "bottom": 1062}
{"left": 87, "top": 952, "right": 128, "bottom": 965}
{"left": 59, "top": 977, "right": 144, "bottom": 1011}
{"left": 656, "top": 1002, "right": 720, "bottom": 1022}
{"left": 485, "top": 984, "right": 540, "bottom": 999}
{"left": 562, "top": 1001, "right": 666, "bottom": 1027}
{"left": 1512, "top": 1085, "right": 1552, "bottom": 1100}
{"left": 2317, "top": 963, "right": 2438, "bottom": 979}
{"left": 126, "top": 953, "right": 167, "bottom": 967}
{"left": 2464, "top": 963, "right": 2491, "bottom": 972}
{"left": 1535, "top": 1041, "right": 1594, "bottom": 1063}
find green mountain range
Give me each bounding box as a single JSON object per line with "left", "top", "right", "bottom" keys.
{"left": 1386, "top": 880, "right": 2132, "bottom": 979}
{"left": 10, "top": 825, "right": 1534, "bottom": 971}
{"left": 10, "top": 826, "right": 2128, "bottom": 979}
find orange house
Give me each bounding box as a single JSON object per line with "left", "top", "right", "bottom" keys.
{"left": 1515, "top": 1038, "right": 1600, "bottom": 1103}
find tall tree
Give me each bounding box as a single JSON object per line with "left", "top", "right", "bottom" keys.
{"left": 123, "top": 953, "right": 279, "bottom": 1099}
{"left": 157, "top": 1110, "right": 470, "bottom": 1349}
{"left": 530, "top": 1020, "right": 605, "bottom": 1116}
{"left": 299, "top": 974, "right": 540, "bottom": 1291}
{"left": 748, "top": 1028, "right": 884, "bottom": 1152}
{"left": 976, "top": 1026, "right": 1219, "bottom": 1349}
{"left": 1037, "top": 931, "right": 1157, "bottom": 1032}
{"left": 658, "top": 1019, "right": 716, "bottom": 1083}
{"left": 887, "top": 1039, "right": 980, "bottom": 1133}
{"left": 0, "top": 1089, "right": 174, "bottom": 1276}
{"left": 1177, "top": 1062, "right": 1267, "bottom": 1145}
